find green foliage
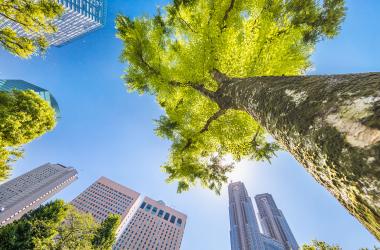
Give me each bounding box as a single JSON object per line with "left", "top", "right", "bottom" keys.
{"left": 116, "top": 0, "right": 345, "bottom": 193}
{"left": 0, "top": 200, "right": 120, "bottom": 250}
{"left": 302, "top": 240, "right": 379, "bottom": 250}
{"left": 92, "top": 214, "right": 121, "bottom": 250}
{"left": 0, "top": 200, "right": 68, "bottom": 250}
{"left": 0, "top": 0, "right": 64, "bottom": 58}
{"left": 0, "top": 90, "right": 56, "bottom": 180}
{"left": 302, "top": 240, "right": 342, "bottom": 250}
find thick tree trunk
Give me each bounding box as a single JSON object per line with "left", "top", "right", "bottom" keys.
{"left": 216, "top": 73, "right": 380, "bottom": 239}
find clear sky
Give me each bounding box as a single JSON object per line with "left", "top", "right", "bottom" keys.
{"left": 0, "top": 0, "right": 379, "bottom": 249}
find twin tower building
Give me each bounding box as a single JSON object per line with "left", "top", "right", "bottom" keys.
{"left": 0, "top": 163, "right": 298, "bottom": 250}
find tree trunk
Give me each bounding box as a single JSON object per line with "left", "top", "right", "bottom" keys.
{"left": 216, "top": 73, "right": 380, "bottom": 239}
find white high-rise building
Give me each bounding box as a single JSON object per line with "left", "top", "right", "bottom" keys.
{"left": 0, "top": 163, "right": 78, "bottom": 226}
{"left": 0, "top": 0, "right": 106, "bottom": 46}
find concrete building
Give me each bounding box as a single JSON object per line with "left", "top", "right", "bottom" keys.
{"left": 0, "top": 79, "right": 60, "bottom": 117}
{"left": 0, "top": 163, "right": 77, "bottom": 226}
{"left": 0, "top": 0, "right": 106, "bottom": 47}
{"left": 72, "top": 176, "right": 187, "bottom": 250}
{"left": 229, "top": 182, "right": 298, "bottom": 250}
{"left": 114, "top": 197, "right": 187, "bottom": 250}
{"left": 71, "top": 176, "right": 140, "bottom": 229}
{"left": 255, "top": 194, "right": 299, "bottom": 250}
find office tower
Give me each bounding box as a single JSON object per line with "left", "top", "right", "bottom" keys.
{"left": 0, "top": 79, "right": 60, "bottom": 117}
{"left": 0, "top": 0, "right": 106, "bottom": 46}
{"left": 71, "top": 177, "right": 140, "bottom": 226}
{"left": 114, "top": 197, "right": 187, "bottom": 250}
{"left": 255, "top": 194, "right": 299, "bottom": 250}
{"left": 228, "top": 182, "right": 298, "bottom": 250}
{"left": 229, "top": 181, "right": 265, "bottom": 250}
{"left": 0, "top": 163, "right": 78, "bottom": 226}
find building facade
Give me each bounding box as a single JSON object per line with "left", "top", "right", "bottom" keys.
{"left": 71, "top": 176, "right": 140, "bottom": 227}
{"left": 0, "top": 163, "right": 77, "bottom": 226}
{"left": 228, "top": 182, "right": 298, "bottom": 250}
{"left": 114, "top": 197, "right": 187, "bottom": 250}
{"left": 0, "top": 0, "right": 106, "bottom": 47}
{"left": 255, "top": 194, "right": 299, "bottom": 250}
{"left": 229, "top": 181, "right": 265, "bottom": 250}
{"left": 0, "top": 79, "right": 60, "bottom": 117}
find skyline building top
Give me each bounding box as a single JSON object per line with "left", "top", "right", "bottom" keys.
{"left": 0, "top": 79, "right": 61, "bottom": 117}
{"left": 0, "top": 163, "right": 78, "bottom": 225}
{"left": 0, "top": 0, "right": 107, "bottom": 47}
{"left": 71, "top": 176, "right": 141, "bottom": 226}
{"left": 228, "top": 181, "right": 298, "bottom": 250}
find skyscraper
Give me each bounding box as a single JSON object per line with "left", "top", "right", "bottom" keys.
{"left": 0, "top": 163, "right": 78, "bottom": 226}
{"left": 114, "top": 197, "right": 187, "bottom": 250}
{"left": 71, "top": 176, "right": 140, "bottom": 226}
{"left": 229, "top": 181, "right": 265, "bottom": 250}
{"left": 0, "top": 79, "right": 60, "bottom": 117}
{"left": 228, "top": 182, "right": 298, "bottom": 250}
{"left": 255, "top": 194, "right": 299, "bottom": 250}
{"left": 0, "top": 0, "right": 106, "bottom": 47}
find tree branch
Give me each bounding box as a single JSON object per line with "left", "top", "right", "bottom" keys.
{"left": 169, "top": 80, "right": 217, "bottom": 100}
{"left": 221, "top": 0, "right": 236, "bottom": 30}
{"left": 182, "top": 108, "right": 226, "bottom": 151}
{"left": 211, "top": 69, "right": 230, "bottom": 84}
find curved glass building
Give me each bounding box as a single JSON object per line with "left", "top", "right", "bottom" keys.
{"left": 0, "top": 79, "right": 60, "bottom": 118}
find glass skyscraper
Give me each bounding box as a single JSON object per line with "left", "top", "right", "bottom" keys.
{"left": 228, "top": 182, "right": 298, "bottom": 250}
{"left": 0, "top": 79, "right": 60, "bottom": 117}
{"left": 0, "top": 0, "right": 106, "bottom": 46}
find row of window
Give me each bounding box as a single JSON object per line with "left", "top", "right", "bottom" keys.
{"left": 139, "top": 202, "right": 183, "bottom": 227}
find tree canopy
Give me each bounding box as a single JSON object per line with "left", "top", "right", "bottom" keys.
{"left": 0, "top": 0, "right": 64, "bottom": 58}
{"left": 302, "top": 240, "right": 379, "bottom": 250}
{"left": 0, "top": 90, "right": 56, "bottom": 180}
{"left": 0, "top": 200, "right": 121, "bottom": 250}
{"left": 116, "top": 0, "right": 345, "bottom": 193}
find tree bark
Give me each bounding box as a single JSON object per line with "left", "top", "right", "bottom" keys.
{"left": 215, "top": 73, "right": 380, "bottom": 239}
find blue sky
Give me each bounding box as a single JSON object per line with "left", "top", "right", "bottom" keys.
{"left": 0, "top": 0, "right": 379, "bottom": 249}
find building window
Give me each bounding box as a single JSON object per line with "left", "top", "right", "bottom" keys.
{"left": 176, "top": 218, "right": 182, "bottom": 227}
{"left": 140, "top": 202, "right": 146, "bottom": 209}
{"left": 145, "top": 204, "right": 152, "bottom": 212}
{"left": 164, "top": 212, "right": 170, "bottom": 221}
{"left": 170, "top": 215, "right": 176, "bottom": 224}
{"left": 152, "top": 207, "right": 157, "bottom": 215}
{"left": 158, "top": 210, "right": 164, "bottom": 218}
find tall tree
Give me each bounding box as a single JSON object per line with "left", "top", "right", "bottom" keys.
{"left": 0, "top": 90, "right": 56, "bottom": 180}
{"left": 0, "top": 0, "right": 64, "bottom": 58}
{"left": 0, "top": 200, "right": 120, "bottom": 250}
{"left": 117, "top": 0, "right": 380, "bottom": 240}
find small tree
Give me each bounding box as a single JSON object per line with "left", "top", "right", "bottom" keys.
{"left": 0, "top": 0, "right": 64, "bottom": 58}
{"left": 0, "top": 90, "right": 56, "bottom": 180}
{"left": 302, "top": 240, "right": 342, "bottom": 250}
{"left": 0, "top": 200, "right": 121, "bottom": 250}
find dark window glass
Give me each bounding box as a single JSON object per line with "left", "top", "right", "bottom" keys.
{"left": 176, "top": 218, "right": 182, "bottom": 226}
{"left": 152, "top": 207, "right": 158, "bottom": 214}
{"left": 164, "top": 212, "right": 170, "bottom": 220}
{"left": 170, "top": 215, "right": 176, "bottom": 223}
{"left": 145, "top": 204, "right": 152, "bottom": 211}
{"left": 158, "top": 210, "right": 164, "bottom": 217}
{"left": 140, "top": 202, "right": 146, "bottom": 209}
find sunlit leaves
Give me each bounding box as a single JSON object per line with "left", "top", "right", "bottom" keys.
{"left": 117, "top": 0, "right": 345, "bottom": 194}
{"left": 0, "top": 90, "right": 56, "bottom": 180}
{"left": 0, "top": 0, "right": 64, "bottom": 58}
